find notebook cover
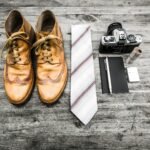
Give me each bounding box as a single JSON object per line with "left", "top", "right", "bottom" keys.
{"left": 99, "top": 57, "right": 129, "bottom": 93}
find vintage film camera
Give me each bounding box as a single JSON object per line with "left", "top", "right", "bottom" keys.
{"left": 99, "top": 22, "right": 142, "bottom": 53}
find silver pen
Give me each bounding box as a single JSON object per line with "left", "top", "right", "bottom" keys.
{"left": 104, "top": 57, "right": 112, "bottom": 94}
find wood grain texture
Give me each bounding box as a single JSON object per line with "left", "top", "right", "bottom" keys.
{"left": 0, "top": 0, "right": 150, "bottom": 150}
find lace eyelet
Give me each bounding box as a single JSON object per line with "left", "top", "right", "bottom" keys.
{"left": 42, "top": 44, "right": 46, "bottom": 50}
{"left": 46, "top": 46, "right": 49, "bottom": 50}
{"left": 12, "top": 45, "right": 16, "bottom": 49}
{"left": 12, "top": 40, "right": 17, "bottom": 45}
{"left": 46, "top": 42, "right": 50, "bottom": 47}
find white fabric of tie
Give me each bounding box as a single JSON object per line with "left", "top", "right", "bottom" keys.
{"left": 71, "top": 24, "right": 98, "bottom": 125}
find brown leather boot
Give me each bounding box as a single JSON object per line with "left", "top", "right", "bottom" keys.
{"left": 3, "top": 10, "right": 35, "bottom": 104}
{"left": 33, "top": 10, "right": 67, "bottom": 104}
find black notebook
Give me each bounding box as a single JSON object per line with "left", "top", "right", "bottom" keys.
{"left": 99, "top": 57, "right": 129, "bottom": 93}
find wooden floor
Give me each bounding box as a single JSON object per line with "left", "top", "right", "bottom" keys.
{"left": 0, "top": 0, "right": 150, "bottom": 149}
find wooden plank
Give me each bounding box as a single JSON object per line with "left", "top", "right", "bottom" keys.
{"left": 0, "top": 0, "right": 150, "bottom": 7}
{"left": 0, "top": 98, "right": 150, "bottom": 149}
{"left": 1, "top": 6, "right": 150, "bottom": 15}
{"left": 0, "top": 1, "right": 150, "bottom": 150}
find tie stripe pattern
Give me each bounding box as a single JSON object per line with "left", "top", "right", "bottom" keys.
{"left": 71, "top": 24, "right": 98, "bottom": 125}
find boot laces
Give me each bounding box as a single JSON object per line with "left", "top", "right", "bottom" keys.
{"left": 0, "top": 32, "right": 30, "bottom": 64}
{"left": 32, "top": 34, "right": 62, "bottom": 64}
{"left": 32, "top": 33, "right": 65, "bottom": 82}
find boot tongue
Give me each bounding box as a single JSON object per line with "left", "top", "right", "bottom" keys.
{"left": 7, "top": 23, "right": 29, "bottom": 65}
{"left": 39, "top": 31, "right": 50, "bottom": 37}
{"left": 6, "top": 23, "right": 25, "bottom": 37}
{"left": 18, "top": 24, "right": 26, "bottom": 32}
{"left": 38, "top": 22, "right": 57, "bottom": 37}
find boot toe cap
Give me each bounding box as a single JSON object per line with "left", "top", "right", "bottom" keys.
{"left": 38, "top": 83, "right": 65, "bottom": 104}
{"left": 5, "top": 83, "right": 32, "bottom": 104}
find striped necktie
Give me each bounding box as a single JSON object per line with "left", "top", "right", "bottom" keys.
{"left": 71, "top": 24, "right": 98, "bottom": 125}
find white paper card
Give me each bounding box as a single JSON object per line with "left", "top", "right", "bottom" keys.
{"left": 127, "top": 67, "right": 140, "bottom": 82}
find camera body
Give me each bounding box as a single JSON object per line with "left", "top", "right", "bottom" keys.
{"left": 99, "top": 22, "right": 142, "bottom": 53}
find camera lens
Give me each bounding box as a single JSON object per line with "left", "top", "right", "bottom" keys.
{"left": 127, "top": 34, "right": 136, "bottom": 43}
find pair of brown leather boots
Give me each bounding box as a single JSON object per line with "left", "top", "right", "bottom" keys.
{"left": 2, "top": 10, "right": 67, "bottom": 105}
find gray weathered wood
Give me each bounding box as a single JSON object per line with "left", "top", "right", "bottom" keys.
{"left": 0, "top": 1, "right": 150, "bottom": 150}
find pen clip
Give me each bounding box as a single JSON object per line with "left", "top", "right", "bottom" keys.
{"left": 104, "top": 57, "right": 107, "bottom": 71}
